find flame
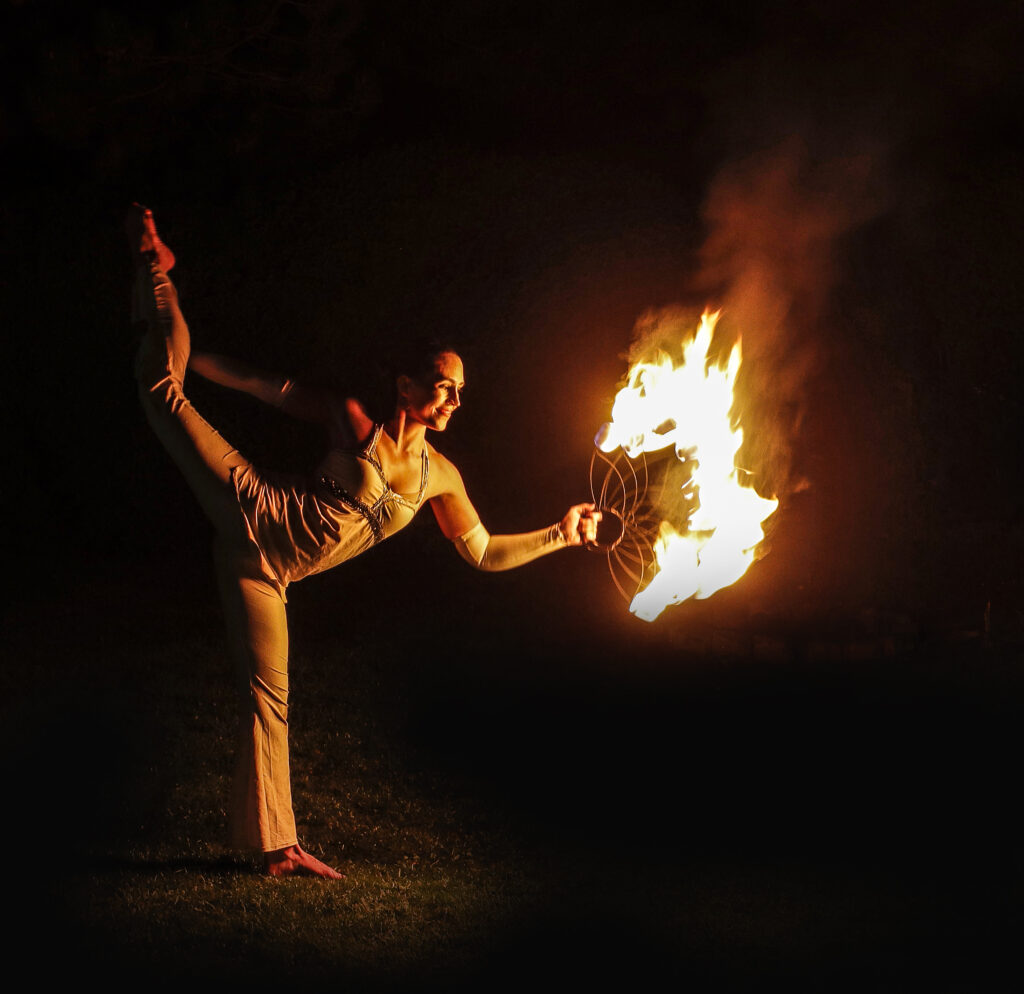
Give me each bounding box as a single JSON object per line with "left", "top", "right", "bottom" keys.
{"left": 598, "top": 311, "right": 778, "bottom": 622}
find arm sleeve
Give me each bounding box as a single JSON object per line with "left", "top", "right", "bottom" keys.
{"left": 453, "top": 520, "right": 568, "bottom": 572}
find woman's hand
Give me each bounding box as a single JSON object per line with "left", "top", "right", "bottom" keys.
{"left": 559, "top": 503, "right": 602, "bottom": 546}
{"left": 189, "top": 352, "right": 338, "bottom": 424}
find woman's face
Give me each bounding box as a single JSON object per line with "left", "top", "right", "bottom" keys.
{"left": 402, "top": 351, "right": 465, "bottom": 431}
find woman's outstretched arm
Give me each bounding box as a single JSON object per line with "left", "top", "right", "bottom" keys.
{"left": 190, "top": 352, "right": 337, "bottom": 424}
{"left": 427, "top": 450, "right": 599, "bottom": 571}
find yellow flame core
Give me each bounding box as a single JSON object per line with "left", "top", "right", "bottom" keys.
{"left": 599, "top": 311, "right": 778, "bottom": 622}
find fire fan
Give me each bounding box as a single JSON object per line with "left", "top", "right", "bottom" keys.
{"left": 590, "top": 311, "right": 779, "bottom": 622}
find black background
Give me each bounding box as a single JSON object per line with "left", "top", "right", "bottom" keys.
{"left": 2, "top": 0, "right": 1022, "bottom": 985}
{"left": 3, "top": 0, "right": 1021, "bottom": 631}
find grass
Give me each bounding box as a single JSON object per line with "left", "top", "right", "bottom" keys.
{"left": 70, "top": 860, "right": 540, "bottom": 985}
{"left": 8, "top": 570, "right": 551, "bottom": 987}
{"left": 7, "top": 561, "right": 1024, "bottom": 988}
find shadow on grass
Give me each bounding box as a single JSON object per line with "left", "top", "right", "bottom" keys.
{"left": 85, "top": 854, "right": 257, "bottom": 875}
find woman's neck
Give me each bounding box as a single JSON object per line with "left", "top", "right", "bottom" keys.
{"left": 383, "top": 410, "right": 426, "bottom": 454}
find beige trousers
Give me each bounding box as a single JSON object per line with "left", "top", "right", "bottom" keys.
{"left": 135, "top": 257, "right": 297, "bottom": 853}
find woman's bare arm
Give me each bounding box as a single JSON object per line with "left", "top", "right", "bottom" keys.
{"left": 189, "top": 352, "right": 335, "bottom": 424}
{"left": 428, "top": 451, "right": 598, "bottom": 571}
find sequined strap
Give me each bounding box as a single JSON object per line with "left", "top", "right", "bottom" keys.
{"left": 363, "top": 426, "right": 429, "bottom": 509}
{"left": 387, "top": 446, "right": 429, "bottom": 510}
{"left": 365, "top": 423, "right": 384, "bottom": 456}
{"left": 319, "top": 426, "right": 429, "bottom": 544}
{"left": 318, "top": 475, "right": 385, "bottom": 544}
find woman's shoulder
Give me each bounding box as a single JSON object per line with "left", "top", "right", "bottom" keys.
{"left": 424, "top": 442, "right": 466, "bottom": 495}
{"left": 425, "top": 439, "right": 453, "bottom": 468}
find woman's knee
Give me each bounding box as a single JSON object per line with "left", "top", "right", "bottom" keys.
{"left": 248, "top": 671, "right": 289, "bottom": 725}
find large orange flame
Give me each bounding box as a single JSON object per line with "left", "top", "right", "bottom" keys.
{"left": 597, "top": 311, "right": 778, "bottom": 622}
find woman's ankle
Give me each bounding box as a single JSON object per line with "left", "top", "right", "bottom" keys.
{"left": 126, "top": 204, "right": 176, "bottom": 273}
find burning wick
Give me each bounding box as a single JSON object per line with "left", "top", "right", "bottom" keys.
{"left": 592, "top": 310, "right": 778, "bottom": 622}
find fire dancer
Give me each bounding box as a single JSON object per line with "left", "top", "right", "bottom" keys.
{"left": 129, "top": 205, "right": 599, "bottom": 879}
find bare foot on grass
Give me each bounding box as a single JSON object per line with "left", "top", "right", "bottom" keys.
{"left": 264, "top": 844, "right": 344, "bottom": 880}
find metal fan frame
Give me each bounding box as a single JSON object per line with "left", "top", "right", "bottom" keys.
{"left": 587, "top": 447, "right": 662, "bottom": 604}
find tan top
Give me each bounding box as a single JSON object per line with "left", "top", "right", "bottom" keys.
{"left": 232, "top": 424, "right": 429, "bottom": 587}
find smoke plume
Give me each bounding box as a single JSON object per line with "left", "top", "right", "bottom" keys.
{"left": 627, "top": 139, "right": 884, "bottom": 503}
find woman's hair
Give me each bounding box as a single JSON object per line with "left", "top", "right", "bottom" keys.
{"left": 367, "top": 336, "right": 462, "bottom": 420}
{"left": 387, "top": 336, "right": 461, "bottom": 385}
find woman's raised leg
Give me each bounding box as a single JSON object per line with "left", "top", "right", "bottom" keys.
{"left": 129, "top": 205, "right": 249, "bottom": 538}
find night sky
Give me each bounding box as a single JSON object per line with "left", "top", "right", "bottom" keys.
{"left": 2, "top": 0, "right": 1023, "bottom": 979}
{"left": 4, "top": 0, "right": 1021, "bottom": 639}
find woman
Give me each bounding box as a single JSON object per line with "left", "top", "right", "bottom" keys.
{"left": 130, "top": 205, "right": 599, "bottom": 879}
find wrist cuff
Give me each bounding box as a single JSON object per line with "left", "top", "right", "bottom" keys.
{"left": 548, "top": 522, "right": 568, "bottom": 547}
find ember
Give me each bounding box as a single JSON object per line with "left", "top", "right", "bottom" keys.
{"left": 595, "top": 311, "right": 778, "bottom": 622}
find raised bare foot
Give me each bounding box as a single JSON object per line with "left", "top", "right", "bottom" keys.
{"left": 264, "top": 843, "right": 344, "bottom": 880}
{"left": 125, "top": 203, "right": 176, "bottom": 272}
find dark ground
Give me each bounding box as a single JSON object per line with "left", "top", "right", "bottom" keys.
{"left": 2, "top": 0, "right": 1023, "bottom": 986}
